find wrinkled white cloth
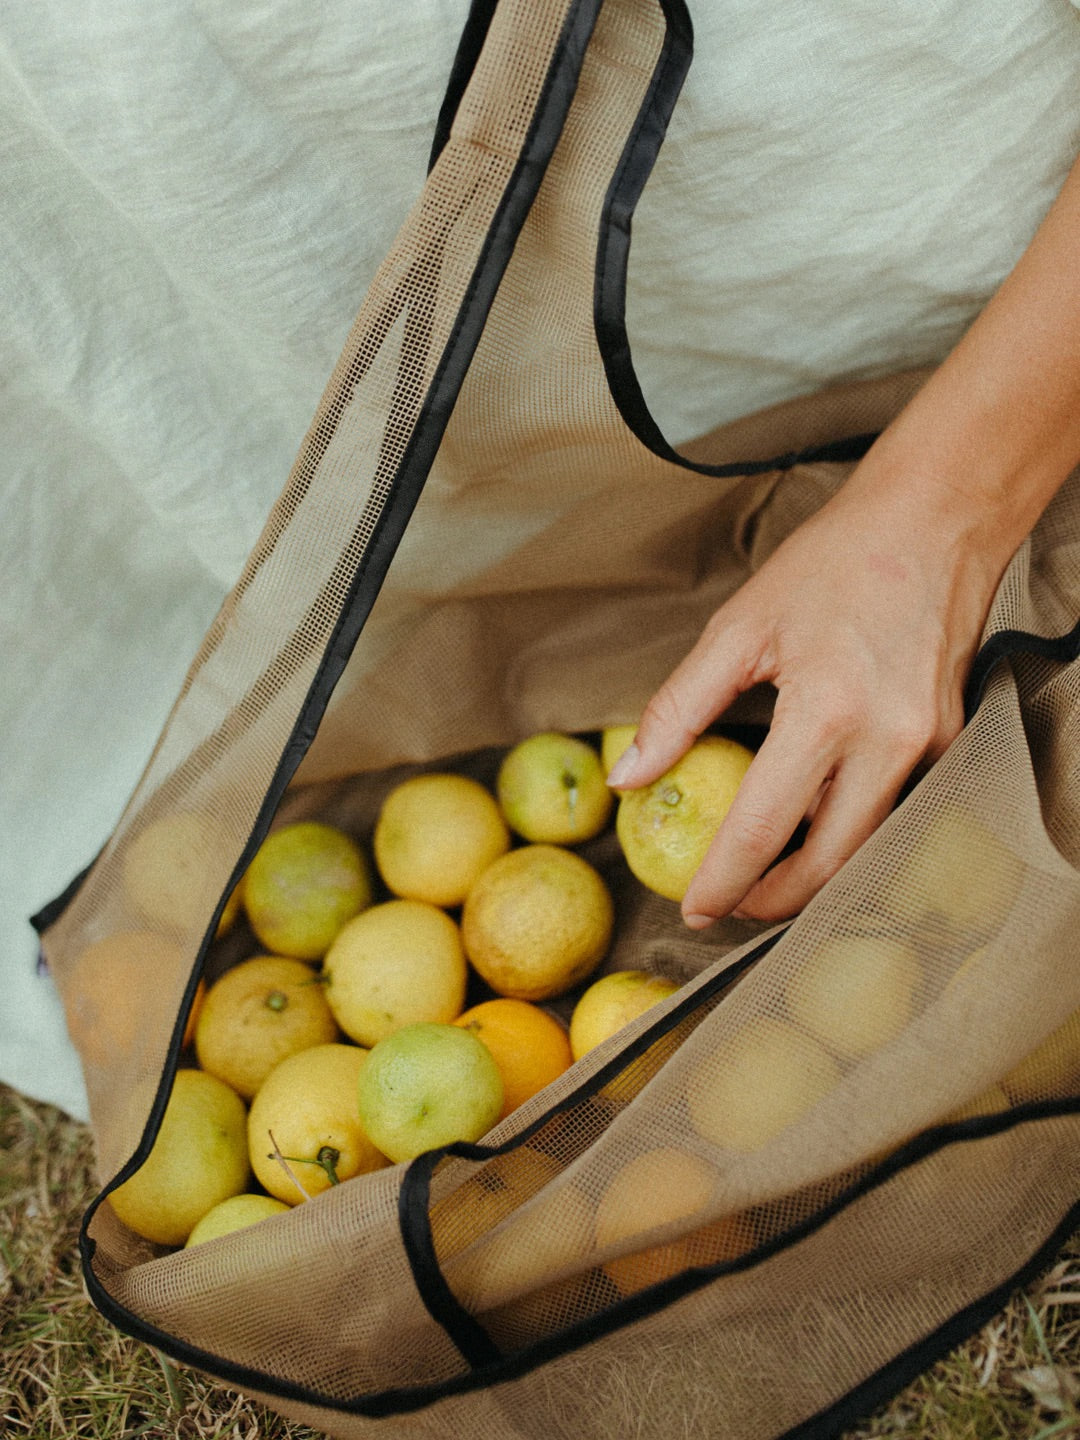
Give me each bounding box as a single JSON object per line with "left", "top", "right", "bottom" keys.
{"left": 3, "top": 0, "right": 1078, "bottom": 1119}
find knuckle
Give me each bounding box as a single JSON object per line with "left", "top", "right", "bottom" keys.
{"left": 732, "top": 808, "right": 788, "bottom": 862}
{"left": 640, "top": 686, "right": 696, "bottom": 748}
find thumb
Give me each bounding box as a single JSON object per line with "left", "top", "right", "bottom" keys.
{"left": 606, "top": 618, "right": 755, "bottom": 790}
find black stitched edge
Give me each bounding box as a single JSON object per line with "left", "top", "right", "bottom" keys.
{"left": 427, "top": 0, "right": 501, "bottom": 172}
{"left": 963, "top": 616, "right": 1080, "bottom": 722}
{"left": 77, "top": 0, "right": 604, "bottom": 1370}
{"left": 592, "top": 0, "right": 879, "bottom": 477}
{"left": 80, "top": 1086, "right": 1080, "bottom": 1422}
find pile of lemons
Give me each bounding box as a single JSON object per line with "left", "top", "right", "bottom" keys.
{"left": 109, "top": 726, "right": 757, "bottom": 1251}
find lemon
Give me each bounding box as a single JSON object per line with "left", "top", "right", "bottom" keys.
{"left": 785, "top": 935, "right": 921, "bottom": 1059}
{"left": 194, "top": 955, "right": 339, "bottom": 1100}
{"left": 569, "top": 970, "right": 681, "bottom": 1061}
{"left": 1001, "top": 1008, "right": 1080, "bottom": 1103}
{"left": 248, "top": 1042, "right": 390, "bottom": 1203}
{"left": 185, "top": 1193, "right": 290, "bottom": 1246}
{"left": 688, "top": 1016, "right": 841, "bottom": 1152}
{"left": 243, "top": 821, "right": 372, "bottom": 960}
{"left": 462, "top": 844, "right": 614, "bottom": 1001}
{"left": 215, "top": 880, "right": 245, "bottom": 939}
{"left": 943, "top": 1083, "right": 1010, "bottom": 1124}
{"left": 496, "top": 732, "right": 613, "bottom": 844}
{"left": 122, "top": 811, "right": 227, "bottom": 933}
{"left": 616, "top": 736, "right": 754, "bottom": 901}
{"left": 455, "top": 999, "right": 573, "bottom": 1119}
{"left": 374, "top": 773, "right": 510, "bottom": 907}
{"left": 108, "top": 1068, "right": 250, "bottom": 1246}
{"left": 431, "top": 1146, "right": 563, "bottom": 1262}
{"left": 600, "top": 725, "right": 639, "bottom": 779}
{"left": 447, "top": 1181, "right": 594, "bottom": 1311}
{"left": 323, "top": 899, "right": 468, "bottom": 1047}
{"left": 883, "top": 807, "right": 1022, "bottom": 934}
{"left": 357, "top": 1023, "right": 504, "bottom": 1164}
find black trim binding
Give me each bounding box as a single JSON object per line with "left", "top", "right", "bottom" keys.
{"left": 76, "top": 0, "right": 605, "bottom": 1370}
{"left": 963, "top": 615, "right": 1080, "bottom": 723}
{"left": 593, "top": 0, "right": 879, "bottom": 477}
{"left": 428, "top": 0, "right": 501, "bottom": 172}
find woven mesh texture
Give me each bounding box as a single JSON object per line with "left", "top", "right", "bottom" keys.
{"left": 40, "top": 0, "right": 1080, "bottom": 1436}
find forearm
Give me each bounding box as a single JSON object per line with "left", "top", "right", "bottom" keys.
{"left": 846, "top": 153, "right": 1080, "bottom": 573}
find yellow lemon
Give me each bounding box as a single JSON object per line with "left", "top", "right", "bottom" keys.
{"left": 688, "top": 1016, "right": 842, "bottom": 1153}
{"left": 462, "top": 844, "right": 614, "bottom": 1001}
{"left": 373, "top": 773, "right": 510, "bottom": 907}
{"left": 185, "top": 1193, "right": 290, "bottom": 1246}
{"left": 243, "top": 821, "right": 372, "bottom": 960}
{"left": 194, "top": 955, "right": 339, "bottom": 1100}
{"left": 1001, "top": 1008, "right": 1080, "bottom": 1103}
{"left": 432, "top": 1146, "right": 563, "bottom": 1263}
{"left": 122, "top": 811, "right": 228, "bottom": 933}
{"left": 785, "top": 935, "right": 922, "bottom": 1060}
{"left": 616, "top": 736, "right": 754, "bottom": 901}
{"left": 215, "top": 880, "right": 245, "bottom": 940}
{"left": 356, "top": 1023, "right": 504, "bottom": 1164}
{"left": 943, "top": 1084, "right": 1011, "bottom": 1125}
{"left": 569, "top": 969, "right": 681, "bottom": 1061}
{"left": 447, "top": 1182, "right": 594, "bottom": 1312}
{"left": 455, "top": 999, "right": 573, "bottom": 1119}
{"left": 323, "top": 899, "right": 468, "bottom": 1047}
{"left": 496, "top": 732, "right": 613, "bottom": 844}
{"left": 883, "top": 807, "right": 1022, "bottom": 934}
{"left": 108, "top": 1068, "right": 250, "bottom": 1246}
{"left": 600, "top": 725, "right": 639, "bottom": 779}
{"left": 248, "top": 1042, "right": 389, "bottom": 1203}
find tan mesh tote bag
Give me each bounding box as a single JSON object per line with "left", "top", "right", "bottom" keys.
{"left": 34, "top": 1, "right": 1080, "bottom": 1436}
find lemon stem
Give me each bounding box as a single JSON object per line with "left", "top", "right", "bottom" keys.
{"left": 265, "top": 989, "right": 288, "bottom": 1012}
{"left": 662, "top": 786, "right": 682, "bottom": 807}
{"left": 316, "top": 1147, "right": 342, "bottom": 1185}
{"left": 562, "top": 769, "right": 579, "bottom": 825}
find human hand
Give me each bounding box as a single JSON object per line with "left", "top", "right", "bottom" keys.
{"left": 605, "top": 456, "right": 1009, "bottom": 926}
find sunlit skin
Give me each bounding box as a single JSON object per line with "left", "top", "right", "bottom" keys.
{"left": 608, "top": 155, "right": 1080, "bottom": 926}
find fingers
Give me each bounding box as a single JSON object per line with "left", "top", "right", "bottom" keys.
{"left": 606, "top": 617, "right": 759, "bottom": 790}
{"left": 682, "top": 701, "right": 940, "bottom": 925}
{"left": 728, "top": 756, "right": 911, "bottom": 922}
{"left": 680, "top": 710, "right": 835, "bottom": 925}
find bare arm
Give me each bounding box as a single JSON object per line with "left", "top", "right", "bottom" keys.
{"left": 607, "top": 154, "right": 1080, "bottom": 926}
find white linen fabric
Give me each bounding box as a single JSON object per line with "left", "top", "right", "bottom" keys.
{"left": 2, "top": 0, "right": 1078, "bottom": 1119}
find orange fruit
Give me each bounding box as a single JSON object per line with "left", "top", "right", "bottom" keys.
{"left": 455, "top": 999, "right": 573, "bottom": 1119}
{"left": 63, "top": 931, "right": 185, "bottom": 1071}
{"left": 595, "top": 1147, "right": 752, "bottom": 1295}
{"left": 194, "top": 955, "right": 339, "bottom": 1100}
{"left": 322, "top": 899, "right": 468, "bottom": 1047}
{"left": 462, "top": 844, "right": 614, "bottom": 1001}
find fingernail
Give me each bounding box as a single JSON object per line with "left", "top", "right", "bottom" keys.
{"left": 683, "top": 913, "right": 716, "bottom": 931}
{"left": 606, "top": 743, "right": 640, "bottom": 788}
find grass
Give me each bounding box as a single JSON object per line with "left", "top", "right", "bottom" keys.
{"left": 3, "top": 1081, "right": 1079, "bottom": 1440}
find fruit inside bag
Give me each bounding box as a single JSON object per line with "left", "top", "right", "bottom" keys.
{"left": 92, "top": 723, "right": 761, "bottom": 1249}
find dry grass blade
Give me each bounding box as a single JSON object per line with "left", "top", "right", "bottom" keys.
{"left": 2, "top": 1081, "right": 1079, "bottom": 1438}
